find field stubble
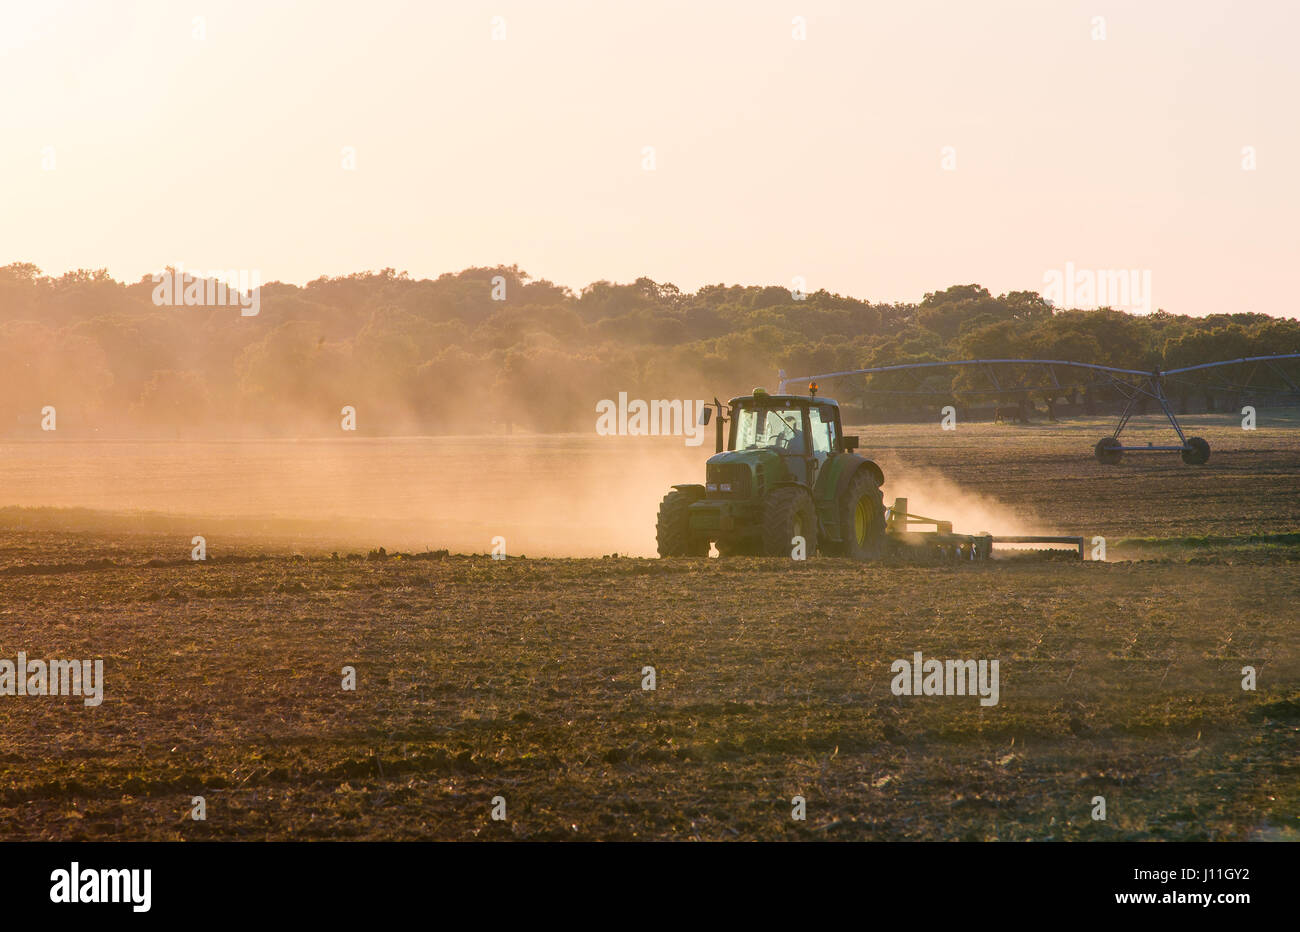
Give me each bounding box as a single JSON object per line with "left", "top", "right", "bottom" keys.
{"left": 0, "top": 415, "right": 1297, "bottom": 840}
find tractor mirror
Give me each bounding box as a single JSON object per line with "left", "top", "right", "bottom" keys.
{"left": 842, "top": 435, "right": 860, "bottom": 452}
{"left": 699, "top": 406, "right": 712, "bottom": 426}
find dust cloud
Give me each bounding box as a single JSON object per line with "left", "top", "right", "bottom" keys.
{"left": 0, "top": 437, "right": 1048, "bottom": 558}
{"left": 873, "top": 454, "right": 1050, "bottom": 539}
{"left": 0, "top": 436, "right": 709, "bottom": 558}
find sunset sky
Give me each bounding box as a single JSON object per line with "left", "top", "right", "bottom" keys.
{"left": 2, "top": 0, "right": 1296, "bottom": 316}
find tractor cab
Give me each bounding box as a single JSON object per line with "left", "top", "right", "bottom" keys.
{"left": 726, "top": 388, "right": 852, "bottom": 486}
{"left": 658, "top": 385, "right": 884, "bottom": 559}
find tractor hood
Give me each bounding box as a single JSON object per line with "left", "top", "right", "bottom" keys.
{"left": 704, "top": 448, "right": 795, "bottom": 499}
{"left": 706, "top": 449, "right": 781, "bottom": 469}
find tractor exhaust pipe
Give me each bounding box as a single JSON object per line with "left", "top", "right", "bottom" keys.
{"left": 700, "top": 398, "right": 727, "bottom": 453}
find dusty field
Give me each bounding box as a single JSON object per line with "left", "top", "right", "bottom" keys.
{"left": 0, "top": 414, "right": 1297, "bottom": 841}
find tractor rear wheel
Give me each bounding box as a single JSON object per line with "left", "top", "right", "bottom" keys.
{"left": 761, "top": 487, "right": 818, "bottom": 557}
{"left": 838, "top": 470, "right": 886, "bottom": 561}
{"left": 1094, "top": 436, "right": 1123, "bottom": 464}
{"left": 656, "top": 488, "right": 708, "bottom": 557}
{"left": 1181, "top": 436, "right": 1210, "bottom": 465}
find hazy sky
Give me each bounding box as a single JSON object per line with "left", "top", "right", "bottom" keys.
{"left": 3, "top": 0, "right": 1296, "bottom": 316}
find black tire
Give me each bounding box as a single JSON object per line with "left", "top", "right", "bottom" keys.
{"left": 716, "top": 537, "right": 758, "bottom": 557}
{"left": 656, "top": 488, "right": 708, "bottom": 557}
{"left": 761, "top": 487, "right": 818, "bottom": 558}
{"left": 1181, "top": 436, "right": 1210, "bottom": 465}
{"left": 838, "top": 470, "right": 886, "bottom": 561}
{"left": 1094, "top": 436, "right": 1123, "bottom": 465}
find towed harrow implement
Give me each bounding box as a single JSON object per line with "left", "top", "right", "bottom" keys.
{"left": 885, "top": 498, "right": 1084, "bottom": 561}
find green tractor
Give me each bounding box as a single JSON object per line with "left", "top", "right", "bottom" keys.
{"left": 656, "top": 385, "right": 887, "bottom": 559}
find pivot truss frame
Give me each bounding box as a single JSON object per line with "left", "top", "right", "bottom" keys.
{"left": 777, "top": 355, "right": 1300, "bottom": 466}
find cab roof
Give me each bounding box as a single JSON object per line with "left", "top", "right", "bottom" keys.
{"left": 729, "top": 392, "right": 840, "bottom": 407}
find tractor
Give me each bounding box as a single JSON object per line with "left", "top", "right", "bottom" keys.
{"left": 655, "top": 385, "right": 887, "bottom": 559}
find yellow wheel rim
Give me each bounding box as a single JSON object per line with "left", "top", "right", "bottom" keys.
{"left": 854, "top": 498, "right": 869, "bottom": 545}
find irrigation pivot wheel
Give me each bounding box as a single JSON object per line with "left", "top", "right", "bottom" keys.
{"left": 1181, "top": 436, "right": 1211, "bottom": 465}
{"left": 1094, "top": 436, "right": 1123, "bottom": 465}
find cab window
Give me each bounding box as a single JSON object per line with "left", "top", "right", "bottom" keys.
{"left": 735, "top": 405, "right": 803, "bottom": 452}
{"left": 808, "top": 405, "right": 836, "bottom": 455}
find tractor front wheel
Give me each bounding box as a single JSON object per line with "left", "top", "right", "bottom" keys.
{"left": 716, "top": 538, "right": 758, "bottom": 557}
{"left": 656, "top": 488, "right": 708, "bottom": 557}
{"left": 838, "top": 470, "right": 886, "bottom": 561}
{"left": 762, "top": 487, "right": 818, "bottom": 557}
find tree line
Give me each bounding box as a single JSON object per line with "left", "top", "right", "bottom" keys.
{"left": 2, "top": 263, "right": 1297, "bottom": 436}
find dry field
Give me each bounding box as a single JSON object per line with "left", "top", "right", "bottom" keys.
{"left": 0, "top": 414, "right": 1297, "bottom": 840}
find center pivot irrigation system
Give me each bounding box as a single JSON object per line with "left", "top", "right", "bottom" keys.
{"left": 777, "top": 354, "right": 1300, "bottom": 465}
